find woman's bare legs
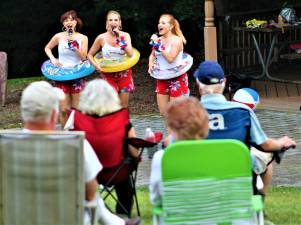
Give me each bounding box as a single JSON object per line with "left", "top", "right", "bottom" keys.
{"left": 156, "top": 94, "right": 170, "bottom": 117}
{"left": 71, "top": 93, "right": 80, "bottom": 109}
{"left": 119, "top": 92, "right": 130, "bottom": 108}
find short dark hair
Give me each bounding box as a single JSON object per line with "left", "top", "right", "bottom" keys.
{"left": 60, "top": 10, "right": 83, "bottom": 31}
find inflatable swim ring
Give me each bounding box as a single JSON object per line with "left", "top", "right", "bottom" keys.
{"left": 41, "top": 60, "right": 95, "bottom": 81}
{"left": 94, "top": 48, "right": 140, "bottom": 73}
{"left": 149, "top": 52, "right": 193, "bottom": 80}
{"left": 233, "top": 88, "right": 260, "bottom": 110}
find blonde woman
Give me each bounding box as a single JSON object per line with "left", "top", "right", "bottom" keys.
{"left": 88, "top": 10, "right": 134, "bottom": 108}
{"left": 148, "top": 14, "right": 192, "bottom": 117}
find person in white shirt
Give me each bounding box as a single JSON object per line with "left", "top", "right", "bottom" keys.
{"left": 44, "top": 10, "right": 88, "bottom": 109}
{"left": 88, "top": 10, "right": 134, "bottom": 108}
{"left": 149, "top": 97, "right": 209, "bottom": 206}
{"left": 148, "top": 14, "right": 190, "bottom": 119}
{"left": 20, "top": 81, "right": 140, "bottom": 225}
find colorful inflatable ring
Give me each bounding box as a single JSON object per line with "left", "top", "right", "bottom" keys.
{"left": 149, "top": 52, "right": 193, "bottom": 80}
{"left": 41, "top": 60, "right": 95, "bottom": 81}
{"left": 94, "top": 48, "right": 140, "bottom": 73}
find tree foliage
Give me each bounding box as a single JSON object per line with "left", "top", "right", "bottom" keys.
{"left": 0, "top": 0, "right": 205, "bottom": 77}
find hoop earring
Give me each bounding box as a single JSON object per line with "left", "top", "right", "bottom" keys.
{"left": 62, "top": 26, "right": 67, "bottom": 32}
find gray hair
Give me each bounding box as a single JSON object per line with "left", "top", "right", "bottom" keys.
{"left": 197, "top": 80, "right": 225, "bottom": 95}
{"left": 21, "top": 81, "right": 60, "bottom": 123}
{"left": 78, "top": 79, "right": 121, "bottom": 116}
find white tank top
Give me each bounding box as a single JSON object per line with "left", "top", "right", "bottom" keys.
{"left": 155, "top": 45, "right": 183, "bottom": 70}
{"left": 102, "top": 42, "right": 125, "bottom": 60}
{"left": 58, "top": 39, "right": 82, "bottom": 67}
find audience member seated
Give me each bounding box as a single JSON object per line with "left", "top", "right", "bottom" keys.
{"left": 64, "top": 79, "right": 139, "bottom": 216}
{"left": 193, "top": 60, "right": 296, "bottom": 195}
{"left": 232, "top": 88, "right": 273, "bottom": 196}
{"left": 21, "top": 81, "right": 140, "bottom": 225}
{"left": 149, "top": 97, "right": 209, "bottom": 206}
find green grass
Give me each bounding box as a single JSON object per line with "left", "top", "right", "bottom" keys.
{"left": 7, "top": 76, "right": 44, "bottom": 89}
{"left": 104, "top": 186, "right": 301, "bottom": 225}
{"left": 265, "top": 187, "right": 301, "bottom": 225}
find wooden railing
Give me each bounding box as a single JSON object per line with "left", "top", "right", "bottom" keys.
{"left": 217, "top": 9, "right": 301, "bottom": 74}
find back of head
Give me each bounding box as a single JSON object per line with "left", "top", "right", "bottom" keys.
{"left": 194, "top": 61, "right": 226, "bottom": 95}
{"left": 21, "top": 81, "right": 60, "bottom": 123}
{"left": 232, "top": 88, "right": 260, "bottom": 110}
{"left": 78, "top": 79, "right": 121, "bottom": 116}
{"left": 166, "top": 97, "right": 209, "bottom": 140}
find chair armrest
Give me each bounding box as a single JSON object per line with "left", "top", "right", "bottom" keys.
{"left": 126, "top": 132, "right": 163, "bottom": 148}
{"left": 153, "top": 206, "right": 163, "bottom": 215}
{"left": 252, "top": 195, "right": 263, "bottom": 212}
{"left": 126, "top": 137, "right": 158, "bottom": 148}
{"left": 84, "top": 199, "right": 98, "bottom": 225}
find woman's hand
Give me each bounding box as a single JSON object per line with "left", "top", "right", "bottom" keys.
{"left": 51, "top": 58, "right": 63, "bottom": 67}
{"left": 150, "top": 33, "right": 159, "bottom": 42}
{"left": 95, "top": 65, "right": 102, "bottom": 73}
{"left": 112, "top": 26, "right": 120, "bottom": 37}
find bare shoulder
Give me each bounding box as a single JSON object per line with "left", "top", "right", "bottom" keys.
{"left": 172, "top": 35, "right": 182, "bottom": 44}
{"left": 54, "top": 32, "right": 64, "bottom": 39}
{"left": 94, "top": 33, "right": 106, "bottom": 42}
{"left": 78, "top": 33, "right": 88, "bottom": 39}
{"left": 121, "top": 31, "right": 131, "bottom": 38}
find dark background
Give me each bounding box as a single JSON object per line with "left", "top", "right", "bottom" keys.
{"left": 0, "top": 0, "right": 299, "bottom": 78}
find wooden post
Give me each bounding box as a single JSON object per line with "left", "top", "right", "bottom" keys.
{"left": 204, "top": 0, "right": 218, "bottom": 61}
{"left": 0, "top": 52, "right": 7, "bottom": 106}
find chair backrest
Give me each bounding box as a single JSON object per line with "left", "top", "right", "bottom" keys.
{"left": 72, "top": 108, "right": 130, "bottom": 168}
{"left": 206, "top": 107, "right": 252, "bottom": 147}
{"left": 0, "top": 130, "right": 85, "bottom": 225}
{"left": 161, "top": 139, "right": 254, "bottom": 224}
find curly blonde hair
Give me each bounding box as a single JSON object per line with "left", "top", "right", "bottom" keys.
{"left": 166, "top": 97, "right": 209, "bottom": 140}
{"left": 78, "top": 79, "right": 121, "bottom": 117}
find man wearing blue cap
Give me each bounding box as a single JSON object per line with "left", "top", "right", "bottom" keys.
{"left": 194, "top": 60, "right": 296, "bottom": 195}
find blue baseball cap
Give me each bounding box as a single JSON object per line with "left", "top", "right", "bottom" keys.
{"left": 193, "top": 60, "right": 225, "bottom": 85}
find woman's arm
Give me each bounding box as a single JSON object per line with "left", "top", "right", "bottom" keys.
{"left": 87, "top": 35, "right": 104, "bottom": 73}
{"left": 121, "top": 32, "right": 133, "bottom": 57}
{"left": 148, "top": 49, "right": 155, "bottom": 73}
{"left": 127, "top": 127, "right": 139, "bottom": 158}
{"left": 161, "top": 36, "right": 183, "bottom": 63}
{"left": 44, "top": 33, "right": 62, "bottom": 66}
{"left": 75, "top": 34, "right": 88, "bottom": 61}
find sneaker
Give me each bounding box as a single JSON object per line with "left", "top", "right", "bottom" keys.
{"left": 125, "top": 217, "right": 141, "bottom": 225}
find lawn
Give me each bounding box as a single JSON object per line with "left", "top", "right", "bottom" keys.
{"left": 106, "top": 186, "right": 301, "bottom": 225}
{"left": 2, "top": 77, "right": 301, "bottom": 224}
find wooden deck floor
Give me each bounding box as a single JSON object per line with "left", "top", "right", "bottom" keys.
{"left": 250, "top": 80, "right": 301, "bottom": 112}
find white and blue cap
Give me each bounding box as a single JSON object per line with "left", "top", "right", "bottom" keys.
{"left": 193, "top": 60, "right": 225, "bottom": 85}
{"left": 233, "top": 88, "right": 260, "bottom": 110}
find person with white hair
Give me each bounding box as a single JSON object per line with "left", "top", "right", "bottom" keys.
{"left": 21, "top": 81, "right": 140, "bottom": 225}
{"left": 64, "top": 79, "right": 139, "bottom": 218}
{"left": 193, "top": 60, "right": 296, "bottom": 195}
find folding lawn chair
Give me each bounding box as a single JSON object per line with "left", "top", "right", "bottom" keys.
{"left": 70, "top": 108, "right": 151, "bottom": 217}
{"left": 152, "top": 139, "right": 264, "bottom": 225}
{"left": 0, "top": 130, "right": 94, "bottom": 225}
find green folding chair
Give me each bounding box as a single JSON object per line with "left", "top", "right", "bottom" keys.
{"left": 152, "top": 139, "right": 264, "bottom": 225}
{"left": 0, "top": 131, "right": 96, "bottom": 225}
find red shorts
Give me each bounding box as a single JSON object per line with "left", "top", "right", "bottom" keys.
{"left": 155, "top": 73, "right": 189, "bottom": 97}
{"left": 54, "top": 79, "right": 85, "bottom": 94}
{"left": 101, "top": 69, "right": 134, "bottom": 93}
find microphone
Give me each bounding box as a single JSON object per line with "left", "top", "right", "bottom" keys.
{"left": 68, "top": 28, "right": 73, "bottom": 37}
{"left": 112, "top": 26, "right": 119, "bottom": 37}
